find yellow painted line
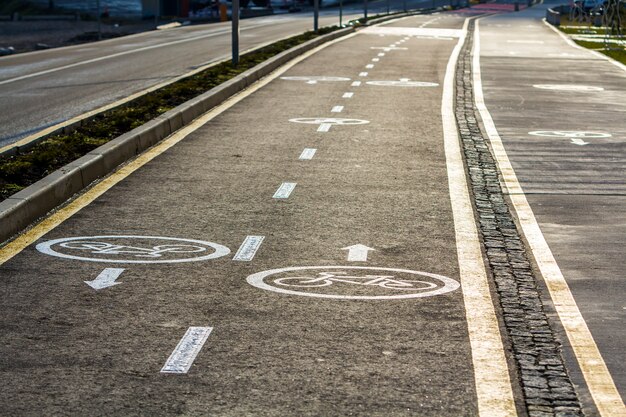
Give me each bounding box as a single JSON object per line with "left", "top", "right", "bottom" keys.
{"left": 474, "top": 18, "right": 626, "bottom": 416}
{"left": 442, "top": 18, "right": 518, "bottom": 417}
{"left": 0, "top": 32, "right": 356, "bottom": 267}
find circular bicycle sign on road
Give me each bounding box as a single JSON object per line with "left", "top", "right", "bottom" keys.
{"left": 366, "top": 79, "right": 439, "bottom": 87}
{"left": 289, "top": 118, "right": 370, "bottom": 126}
{"left": 36, "top": 236, "right": 230, "bottom": 264}
{"left": 532, "top": 84, "right": 604, "bottom": 92}
{"left": 528, "top": 131, "right": 612, "bottom": 138}
{"left": 246, "top": 266, "right": 460, "bottom": 300}
{"left": 280, "top": 76, "right": 351, "bottom": 84}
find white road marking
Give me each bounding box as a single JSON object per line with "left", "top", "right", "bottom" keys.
{"left": 372, "top": 58, "right": 380, "bottom": 62}
{"left": 233, "top": 235, "right": 265, "bottom": 261}
{"left": 273, "top": 182, "right": 296, "bottom": 199}
{"left": 84, "top": 268, "right": 125, "bottom": 290}
{"left": 280, "top": 76, "right": 351, "bottom": 83}
{"left": 331, "top": 105, "right": 344, "bottom": 113}
{"left": 571, "top": 138, "right": 589, "bottom": 145}
{"left": 443, "top": 18, "right": 518, "bottom": 416}
{"left": 475, "top": 19, "right": 624, "bottom": 416}
{"left": 359, "top": 72, "right": 368, "bottom": 77}
{"left": 318, "top": 123, "right": 332, "bottom": 132}
{"left": 342, "top": 244, "right": 374, "bottom": 262}
{"left": 378, "top": 53, "right": 385, "bottom": 57}
{"left": 299, "top": 148, "right": 317, "bottom": 160}
{"left": 533, "top": 84, "right": 604, "bottom": 92}
{"left": 528, "top": 130, "right": 611, "bottom": 138}
{"left": 351, "top": 81, "right": 362, "bottom": 87}
{"left": 506, "top": 40, "right": 544, "bottom": 44}
{"left": 342, "top": 92, "right": 354, "bottom": 98}
{"left": 366, "top": 80, "right": 438, "bottom": 87}
{"left": 362, "top": 26, "right": 463, "bottom": 38}
{"left": 246, "top": 266, "right": 460, "bottom": 300}
{"left": 161, "top": 327, "right": 212, "bottom": 374}
{"left": 365, "top": 64, "right": 375, "bottom": 69}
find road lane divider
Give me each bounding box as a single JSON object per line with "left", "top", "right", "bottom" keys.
{"left": 0, "top": 31, "right": 360, "bottom": 265}
{"left": 233, "top": 236, "right": 266, "bottom": 262}
{"left": 351, "top": 81, "right": 362, "bottom": 86}
{"left": 441, "top": 17, "right": 518, "bottom": 416}
{"left": 473, "top": 18, "right": 625, "bottom": 417}
{"left": 342, "top": 92, "right": 354, "bottom": 98}
{"left": 331, "top": 106, "right": 344, "bottom": 113}
{"left": 359, "top": 72, "right": 369, "bottom": 77}
{"left": 161, "top": 327, "right": 213, "bottom": 374}
{"left": 273, "top": 182, "right": 297, "bottom": 199}
{"left": 299, "top": 148, "right": 317, "bottom": 160}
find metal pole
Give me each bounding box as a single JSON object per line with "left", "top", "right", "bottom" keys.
{"left": 155, "top": 0, "right": 159, "bottom": 25}
{"left": 339, "top": 0, "right": 343, "bottom": 26}
{"left": 232, "top": 0, "right": 240, "bottom": 65}
{"left": 96, "top": 0, "right": 102, "bottom": 40}
{"left": 386, "top": 0, "right": 390, "bottom": 14}
{"left": 403, "top": 0, "right": 406, "bottom": 12}
{"left": 314, "top": 0, "right": 319, "bottom": 32}
{"left": 364, "top": 0, "right": 368, "bottom": 22}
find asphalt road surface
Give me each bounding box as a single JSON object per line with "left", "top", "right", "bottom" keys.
{"left": 0, "top": 12, "right": 523, "bottom": 416}
{"left": 0, "top": 0, "right": 446, "bottom": 148}
{"left": 477, "top": 2, "right": 625, "bottom": 414}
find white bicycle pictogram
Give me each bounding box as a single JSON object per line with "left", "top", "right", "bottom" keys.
{"left": 528, "top": 131, "right": 612, "bottom": 139}
{"left": 247, "top": 266, "right": 460, "bottom": 300}
{"left": 58, "top": 241, "right": 207, "bottom": 258}
{"left": 273, "top": 272, "right": 438, "bottom": 291}
{"left": 36, "top": 235, "right": 231, "bottom": 263}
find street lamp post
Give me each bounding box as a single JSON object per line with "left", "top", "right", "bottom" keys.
{"left": 232, "top": 0, "right": 240, "bottom": 65}
{"left": 314, "top": 0, "right": 319, "bottom": 32}
{"left": 339, "top": 0, "right": 343, "bottom": 26}
{"left": 364, "top": 0, "right": 368, "bottom": 22}
{"left": 96, "top": 0, "right": 102, "bottom": 40}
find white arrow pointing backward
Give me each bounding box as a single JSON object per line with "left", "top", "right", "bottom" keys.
{"left": 570, "top": 138, "right": 589, "bottom": 146}
{"left": 342, "top": 244, "right": 375, "bottom": 262}
{"left": 85, "top": 268, "right": 125, "bottom": 290}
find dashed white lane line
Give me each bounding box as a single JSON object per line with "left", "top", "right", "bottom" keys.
{"left": 442, "top": 18, "right": 518, "bottom": 417}
{"left": 351, "top": 81, "right": 362, "bottom": 87}
{"left": 475, "top": 18, "right": 625, "bottom": 417}
{"left": 372, "top": 58, "right": 380, "bottom": 62}
{"left": 299, "top": 148, "right": 317, "bottom": 160}
{"left": 273, "top": 182, "right": 297, "bottom": 198}
{"left": 233, "top": 235, "right": 265, "bottom": 261}
{"left": 359, "top": 72, "right": 368, "bottom": 77}
{"left": 342, "top": 92, "right": 354, "bottom": 98}
{"left": 366, "top": 64, "right": 375, "bottom": 69}
{"left": 161, "top": 327, "right": 213, "bottom": 374}
{"left": 378, "top": 53, "right": 385, "bottom": 57}
{"left": 318, "top": 123, "right": 332, "bottom": 132}
{"left": 331, "top": 105, "right": 344, "bottom": 113}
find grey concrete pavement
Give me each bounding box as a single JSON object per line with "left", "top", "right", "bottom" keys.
{"left": 476, "top": 2, "right": 626, "bottom": 413}
{"left": 0, "top": 13, "right": 519, "bottom": 415}
{"left": 0, "top": 0, "right": 438, "bottom": 147}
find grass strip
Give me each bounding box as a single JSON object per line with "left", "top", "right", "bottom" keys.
{"left": 0, "top": 25, "right": 344, "bottom": 201}
{"left": 556, "top": 17, "right": 626, "bottom": 64}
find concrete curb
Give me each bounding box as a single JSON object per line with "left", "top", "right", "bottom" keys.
{"left": 0, "top": 26, "right": 357, "bottom": 244}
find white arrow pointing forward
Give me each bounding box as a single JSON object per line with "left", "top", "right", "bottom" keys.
{"left": 342, "top": 244, "right": 375, "bottom": 262}
{"left": 85, "top": 268, "right": 125, "bottom": 290}
{"left": 570, "top": 138, "right": 589, "bottom": 146}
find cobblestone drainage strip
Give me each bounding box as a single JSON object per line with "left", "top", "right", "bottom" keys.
{"left": 456, "top": 20, "right": 584, "bottom": 417}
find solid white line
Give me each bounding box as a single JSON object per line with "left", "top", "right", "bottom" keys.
{"left": 273, "top": 182, "right": 296, "bottom": 199}
{"left": 233, "top": 235, "right": 265, "bottom": 261}
{"left": 318, "top": 123, "right": 332, "bottom": 132}
{"left": 475, "top": 19, "right": 625, "bottom": 417}
{"left": 442, "top": 18, "right": 518, "bottom": 417}
{"left": 331, "top": 105, "right": 344, "bottom": 113}
{"left": 351, "top": 81, "right": 362, "bottom": 87}
{"left": 299, "top": 148, "right": 317, "bottom": 160}
{"left": 161, "top": 327, "right": 212, "bottom": 374}
{"left": 359, "top": 72, "right": 368, "bottom": 77}
{"left": 342, "top": 92, "right": 354, "bottom": 98}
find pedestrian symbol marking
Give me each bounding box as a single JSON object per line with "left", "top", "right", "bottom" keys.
{"left": 247, "top": 266, "right": 460, "bottom": 300}
{"left": 533, "top": 84, "right": 604, "bottom": 92}
{"left": 36, "top": 236, "right": 230, "bottom": 263}
{"left": 366, "top": 79, "right": 439, "bottom": 87}
{"left": 528, "top": 131, "right": 611, "bottom": 139}
{"left": 161, "top": 327, "right": 213, "bottom": 374}
{"left": 280, "top": 76, "right": 351, "bottom": 84}
{"left": 289, "top": 118, "right": 369, "bottom": 132}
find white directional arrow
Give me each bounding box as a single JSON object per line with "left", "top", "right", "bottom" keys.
{"left": 85, "top": 268, "right": 125, "bottom": 290}
{"left": 570, "top": 138, "right": 589, "bottom": 146}
{"left": 342, "top": 244, "right": 375, "bottom": 262}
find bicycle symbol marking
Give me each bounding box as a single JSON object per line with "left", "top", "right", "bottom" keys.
{"left": 528, "top": 131, "right": 612, "bottom": 139}
{"left": 532, "top": 84, "right": 604, "bottom": 92}
{"left": 247, "top": 266, "right": 460, "bottom": 300}
{"left": 36, "top": 236, "right": 230, "bottom": 263}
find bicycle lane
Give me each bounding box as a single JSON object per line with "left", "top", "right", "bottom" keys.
{"left": 0, "top": 15, "right": 516, "bottom": 416}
